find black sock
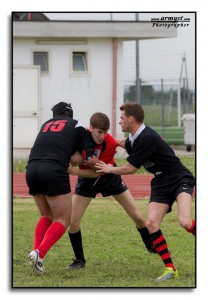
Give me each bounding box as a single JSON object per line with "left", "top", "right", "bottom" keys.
{"left": 68, "top": 230, "right": 85, "bottom": 262}
{"left": 137, "top": 227, "right": 153, "bottom": 250}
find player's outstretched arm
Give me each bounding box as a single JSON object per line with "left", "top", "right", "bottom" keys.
{"left": 68, "top": 163, "right": 101, "bottom": 178}
{"left": 96, "top": 161, "right": 137, "bottom": 175}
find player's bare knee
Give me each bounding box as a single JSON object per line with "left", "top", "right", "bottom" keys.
{"left": 178, "top": 217, "right": 191, "bottom": 230}
{"left": 146, "top": 218, "right": 159, "bottom": 232}
{"left": 41, "top": 213, "right": 53, "bottom": 221}
{"left": 69, "top": 220, "right": 80, "bottom": 232}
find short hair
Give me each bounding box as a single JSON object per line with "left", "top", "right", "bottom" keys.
{"left": 51, "top": 102, "right": 73, "bottom": 118}
{"left": 120, "top": 103, "right": 144, "bottom": 123}
{"left": 90, "top": 112, "right": 110, "bottom": 131}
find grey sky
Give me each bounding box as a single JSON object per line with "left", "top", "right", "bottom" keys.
{"left": 45, "top": 12, "right": 195, "bottom": 89}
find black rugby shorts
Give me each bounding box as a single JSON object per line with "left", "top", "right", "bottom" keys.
{"left": 75, "top": 173, "right": 128, "bottom": 198}
{"left": 150, "top": 167, "right": 195, "bottom": 212}
{"left": 26, "top": 162, "right": 70, "bottom": 196}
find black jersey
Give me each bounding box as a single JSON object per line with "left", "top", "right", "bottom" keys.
{"left": 28, "top": 116, "right": 94, "bottom": 168}
{"left": 125, "top": 126, "right": 183, "bottom": 175}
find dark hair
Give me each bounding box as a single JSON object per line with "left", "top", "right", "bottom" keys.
{"left": 120, "top": 103, "right": 144, "bottom": 123}
{"left": 51, "top": 102, "right": 73, "bottom": 118}
{"left": 90, "top": 112, "right": 110, "bottom": 131}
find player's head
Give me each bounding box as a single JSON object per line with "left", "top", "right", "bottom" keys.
{"left": 90, "top": 112, "right": 110, "bottom": 131}
{"left": 51, "top": 102, "right": 73, "bottom": 118}
{"left": 89, "top": 112, "right": 110, "bottom": 144}
{"left": 120, "top": 103, "right": 144, "bottom": 123}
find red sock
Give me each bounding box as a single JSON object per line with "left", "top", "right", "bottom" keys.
{"left": 33, "top": 216, "right": 52, "bottom": 249}
{"left": 187, "top": 220, "right": 196, "bottom": 236}
{"left": 37, "top": 222, "right": 66, "bottom": 259}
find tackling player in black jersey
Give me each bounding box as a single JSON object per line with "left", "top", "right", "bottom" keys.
{"left": 26, "top": 102, "right": 98, "bottom": 275}
{"left": 96, "top": 103, "right": 195, "bottom": 281}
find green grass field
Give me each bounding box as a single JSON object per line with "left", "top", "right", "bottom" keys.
{"left": 13, "top": 155, "right": 195, "bottom": 288}
{"left": 13, "top": 198, "right": 195, "bottom": 288}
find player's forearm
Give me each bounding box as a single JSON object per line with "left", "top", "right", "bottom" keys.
{"left": 110, "top": 164, "right": 137, "bottom": 175}
{"left": 84, "top": 157, "right": 100, "bottom": 169}
{"left": 96, "top": 161, "right": 137, "bottom": 175}
{"left": 74, "top": 168, "right": 100, "bottom": 178}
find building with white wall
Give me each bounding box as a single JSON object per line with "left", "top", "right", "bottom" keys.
{"left": 13, "top": 17, "right": 176, "bottom": 148}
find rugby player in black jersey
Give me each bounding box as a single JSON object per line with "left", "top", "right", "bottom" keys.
{"left": 26, "top": 102, "right": 98, "bottom": 275}
{"left": 65, "top": 112, "right": 155, "bottom": 270}
{"left": 96, "top": 103, "right": 195, "bottom": 281}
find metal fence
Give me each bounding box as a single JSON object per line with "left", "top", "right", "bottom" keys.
{"left": 124, "top": 78, "right": 195, "bottom": 144}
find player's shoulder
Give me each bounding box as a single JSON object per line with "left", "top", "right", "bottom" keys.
{"left": 68, "top": 119, "right": 88, "bottom": 132}
{"left": 140, "top": 125, "right": 157, "bottom": 139}
{"left": 104, "top": 133, "right": 116, "bottom": 145}
{"left": 143, "top": 126, "right": 164, "bottom": 141}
